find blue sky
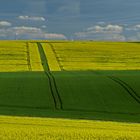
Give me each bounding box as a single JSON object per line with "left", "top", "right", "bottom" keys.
{"left": 0, "top": 0, "right": 140, "bottom": 40}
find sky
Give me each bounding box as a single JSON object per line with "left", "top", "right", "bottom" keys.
{"left": 0, "top": 0, "right": 140, "bottom": 40}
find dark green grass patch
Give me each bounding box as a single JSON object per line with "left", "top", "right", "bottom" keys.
{"left": 0, "top": 72, "right": 54, "bottom": 109}
{"left": 0, "top": 71, "right": 140, "bottom": 123}
{"left": 116, "top": 75, "right": 140, "bottom": 98}
{"left": 52, "top": 71, "right": 140, "bottom": 114}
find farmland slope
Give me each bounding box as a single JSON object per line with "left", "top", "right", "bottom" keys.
{"left": 0, "top": 41, "right": 140, "bottom": 123}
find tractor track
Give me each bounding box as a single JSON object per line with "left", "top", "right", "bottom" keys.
{"left": 49, "top": 72, "right": 63, "bottom": 109}
{"left": 26, "top": 42, "right": 32, "bottom": 71}
{"left": 108, "top": 76, "right": 140, "bottom": 104}
{"left": 47, "top": 43, "right": 64, "bottom": 71}
{"left": 37, "top": 42, "right": 63, "bottom": 110}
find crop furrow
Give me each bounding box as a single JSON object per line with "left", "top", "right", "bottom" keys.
{"left": 108, "top": 76, "right": 140, "bottom": 104}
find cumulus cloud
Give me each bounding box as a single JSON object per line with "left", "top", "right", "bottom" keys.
{"left": 75, "top": 24, "right": 125, "bottom": 41}
{"left": 131, "top": 25, "right": 140, "bottom": 31}
{"left": 125, "top": 24, "right": 140, "bottom": 31}
{"left": 12, "top": 26, "right": 42, "bottom": 34}
{"left": 87, "top": 26, "right": 103, "bottom": 33}
{"left": 134, "top": 25, "right": 140, "bottom": 28}
{"left": 44, "top": 33, "right": 67, "bottom": 39}
{"left": 87, "top": 24, "right": 123, "bottom": 33}
{"left": 0, "top": 25, "right": 67, "bottom": 40}
{"left": 18, "top": 16, "right": 45, "bottom": 21}
{"left": 0, "top": 21, "right": 12, "bottom": 27}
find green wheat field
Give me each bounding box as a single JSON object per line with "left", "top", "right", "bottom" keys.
{"left": 0, "top": 41, "right": 140, "bottom": 140}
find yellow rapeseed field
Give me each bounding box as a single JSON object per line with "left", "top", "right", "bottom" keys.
{"left": 0, "top": 41, "right": 28, "bottom": 72}
{"left": 42, "top": 43, "right": 61, "bottom": 71}
{"left": 29, "top": 43, "right": 43, "bottom": 71}
{"left": 1, "top": 41, "right": 140, "bottom": 72}
{"left": 47, "top": 41, "right": 140, "bottom": 71}
{"left": 0, "top": 115, "right": 140, "bottom": 140}
{"left": 0, "top": 41, "right": 43, "bottom": 72}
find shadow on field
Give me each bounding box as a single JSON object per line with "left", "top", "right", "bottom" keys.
{"left": 0, "top": 71, "right": 140, "bottom": 123}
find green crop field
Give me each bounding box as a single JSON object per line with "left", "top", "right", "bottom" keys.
{"left": 0, "top": 41, "right": 140, "bottom": 139}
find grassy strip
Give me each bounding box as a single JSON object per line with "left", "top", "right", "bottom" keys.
{"left": 52, "top": 71, "right": 140, "bottom": 115}
{"left": 0, "top": 72, "right": 54, "bottom": 110}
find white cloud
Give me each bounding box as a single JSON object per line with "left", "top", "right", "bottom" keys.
{"left": 131, "top": 25, "right": 140, "bottom": 31}
{"left": 87, "top": 24, "right": 123, "bottom": 33}
{"left": 18, "top": 16, "right": 45, "bottom": 21}
{"left": 105, "top": 25, "right": 123, "bottom": 33}
{"left": 44, "top": 33, "right": 67, "bottom": 39}
{"left": 87, "top": 25, "right": 103, "bottom": 32}
{"left": 12, "top": 26, "right": 42, "bottom": 34}
{"left": 0, "top": 21, "right": 12, "bottom": 27}
{"left": 0, "top": 26, "right": 66, "bottom": 40}
{"left": 75, "top": 24, "right": 125, "bottom": 41}
{"left": 134, "top": 25, "right": 140, "bottom": 28}
{"left": 125, "top": 24, "right": 140, "bottom": 31}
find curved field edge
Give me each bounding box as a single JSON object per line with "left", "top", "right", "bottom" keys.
{"left": 0, "top": 106, "right": 140, "bottom": 123}
{"left": 0, "top": 115, "right": 140, "bottom": 140}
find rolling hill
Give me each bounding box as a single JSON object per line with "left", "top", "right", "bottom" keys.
{"left": 0, "top": 41, "right": 140, "bottom": 139}
{"left": 0, "top": 41, "right": 140, "bottom": 121}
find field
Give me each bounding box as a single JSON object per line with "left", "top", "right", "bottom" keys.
{"left": 42, "top": 42, "right": 140, "bottom": 71}
{"left": 0, "top": 115, "right": 140, "bottom": 140}
{"left": 0, "top": 41, "right": 140, "bottom": 139}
